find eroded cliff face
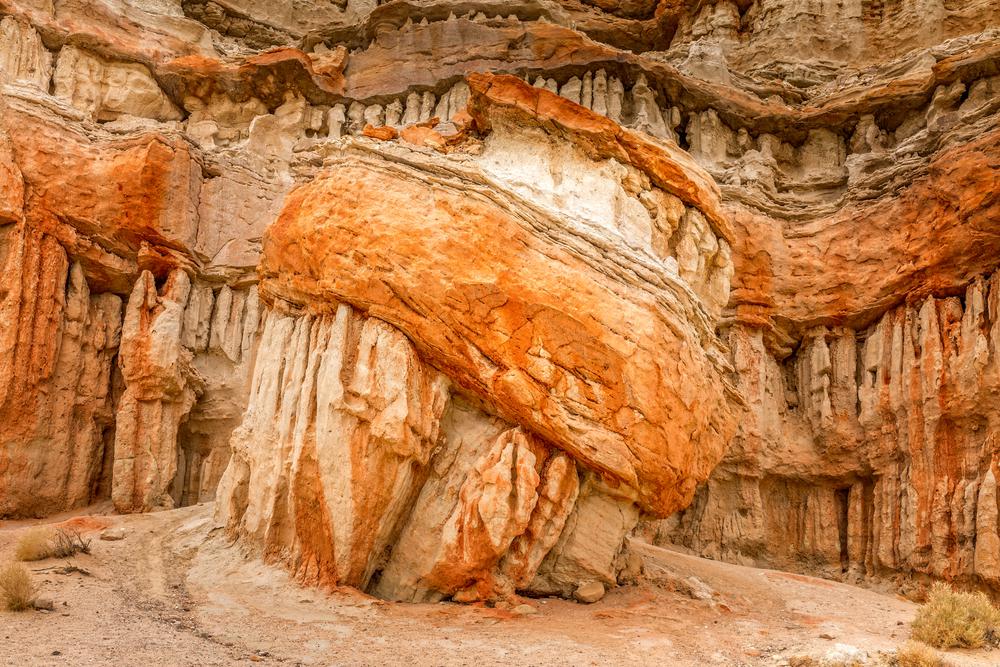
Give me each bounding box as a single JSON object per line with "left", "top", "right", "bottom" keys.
{"left": 0, "top": 0, "right": 998, "bottom": 602}
{"left": 214, "top": 75, "right": 739, "bottom": 600}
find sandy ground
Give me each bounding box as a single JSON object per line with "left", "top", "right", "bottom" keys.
{"left": 2, "top": 504, "right": 998, "bottom": 667}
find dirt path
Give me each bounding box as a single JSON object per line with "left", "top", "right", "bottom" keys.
{"left": 2, "top": 504, "right": 998, "bottom": 666}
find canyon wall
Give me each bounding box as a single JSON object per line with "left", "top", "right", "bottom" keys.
{"left": 664, "top": 282, "right": 1000, "bottom": 592}
{"left": 0, "top": 0, "right": 998, "bottom": 601}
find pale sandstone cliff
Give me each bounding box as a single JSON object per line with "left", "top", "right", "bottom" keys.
{"left": 0, "top": 0, "right": 998, "bottom": 602}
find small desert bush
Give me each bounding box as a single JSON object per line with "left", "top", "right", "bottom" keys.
{"left": 50, "top": 528, "right": 91, "bottom": 558}
{"left": 911, "top": 582, "right": 1000, "bottom": 649}
{"left": 0, "top": 562, "right": 36, "bottom": 611}
{"left": 14, "top": 527, "right": 55, "bottom": 561}
{"left": 894, "top": 641, "right": 948, "bottom": 667}
{"left": 15, "top": 527, "right": 91, "bottom": 562}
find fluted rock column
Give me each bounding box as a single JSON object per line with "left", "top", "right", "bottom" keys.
{"left": 113, "top": 270, "right": 202, "bottom": 513}
{"left": 0, "top": 224, "right": 122, "bottom": 517}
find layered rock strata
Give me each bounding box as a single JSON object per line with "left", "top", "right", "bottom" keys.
{"left": 0, "top": 0, "right": 997, "bottom": 602}
{"left": 216, "top": 75, "right": 738, "bottom": 600}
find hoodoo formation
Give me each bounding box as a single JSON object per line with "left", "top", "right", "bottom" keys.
{"left": 1, "top": 0, "right": 999, "bottom": 607}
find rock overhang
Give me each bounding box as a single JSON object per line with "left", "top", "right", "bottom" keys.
{"left": 257, "top": 74, "right": 740, "bottom": 518}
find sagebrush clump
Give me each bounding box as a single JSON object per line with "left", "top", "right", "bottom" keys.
{"left": 787, "top": 643, "right": 953, "bottom": 667}
{"left": 14, "top": 527, "right": 55, "bottom": 562}
{"left": 911, "top": 582, "right": 1000, "bottom": 649}
{"left": 894, "top": 641, "right": 948, "bottom": 667}
{"left": 0, "top": 562, "right": 36, "bottom": 611}
{"left": 15, "top": 527, "right": 91, "bottom": 562}
{"left": 788, "top": 654, "right": 875, "bottom": 666}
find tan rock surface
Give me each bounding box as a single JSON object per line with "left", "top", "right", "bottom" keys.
{"left": 112, "top": 270, "right": 201, "bottom": 513}
{"left": 218, "top": 303, "right": 450, "bottom": 590}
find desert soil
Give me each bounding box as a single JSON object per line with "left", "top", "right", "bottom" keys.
{"left": 1, "top": 504, "right": 998, "bottom": 667}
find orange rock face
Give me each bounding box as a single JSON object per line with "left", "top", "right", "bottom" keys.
{"left": 220, "top": 73, "right": 738, "bottom": 602}
{"left": 0, "top": 90, "right": 211, "bottom": 516}
{"left": 1, "top": 98, "right": 200, "bottom": 292}
{"left": 0, "top": 225, "right": 121, "bottom": 516}
{"left": 0, "top": 23, "right": 272, "bottom": 517}
{"left": 728, "top": 128, "right": 1000, "bottom": 341}
{"left": 260, "top": 153, "right": 736, "bottom": 518}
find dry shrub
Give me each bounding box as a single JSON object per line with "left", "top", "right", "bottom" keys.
{"left": 14, "top": 527, "right": 55, "bottom": 562}
{"left": 14, "top": 527, "right": 91, "bottom": 562}
{"left": 787, "top": 658, "right": 820, "bottom": 667}
{"left": 789, "top": 648, "right": 951, "bottom": 667}
{"left": 788, "top": 655, "right": 872, "bottom": 667}
{"left": 50, "top": 528, "right": 91, "bottom": 558}
{"left": 0, "top": 562, "right": 36, "bottom": 611}
{"left": 894, "top": 641, "right": 948, "bottom": 667}
{"left": 911, "top": 582, "right": 1000, "bottom": 649}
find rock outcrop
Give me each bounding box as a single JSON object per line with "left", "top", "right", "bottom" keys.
{"left": 217, "top": 74, "right": 738, "bottom": 600}
{"left": 0, "top": 227, "right": 121, "bottom": 517}
{"left": 664, "top": 277, "right": 1000, "bottom": 592}
{"left": 0, "top": 0, "right": 998, "bottom": 603}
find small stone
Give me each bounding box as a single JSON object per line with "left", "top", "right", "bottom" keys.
{"left": 51, "top": 651, "right": 61, "bottom": 656}
{"left": 362, "top": 124, "right": 398, "bottom": 141}
{"left": 684, "top": 576, "right": 714, "bottom": 601}
{"left": 513, "top": 604, "right": 538, "bottom": 615}
{"left": 100, "top": 527, "right": 126, "bottom": 541}
{"left": 819, "top": 633, "right": 835, "bottom": 640}
{"left": 573, "top": 581, "right": 605, "bottom": 604}
{"left": 451, "top": 588, "right": 480, "bottom": 603}
{"left": 33, "top": 598, "right": 55, "bottom": 611}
